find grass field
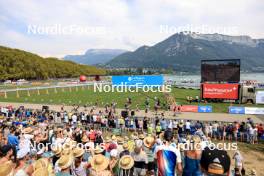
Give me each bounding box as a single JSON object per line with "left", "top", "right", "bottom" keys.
{"left": 0, "top": 85, "right": 264, "bottom": 113}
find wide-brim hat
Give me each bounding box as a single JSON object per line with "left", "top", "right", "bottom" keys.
{"left": 111, "top": 135, "right": 117, "bottom": 141}
{"left": 73, "top": 147, "right": 84, "bottom": 158}
{"left": 0, "top": 161, "right": 15, "bottom": 176}
{"left": 52, "top": 146, "right": 62, "bottom": 157}
{"left": 138, "top": 134, "right": 145, "bottom": 140}
{"left": 123, "top": 143, "right": 129, "bottom": 150}
{"left": 81, "top": 135, "right": 89, "bottom": 143}
{"left": 32, "top": 167, "right": 49, "bottom": 176}
{"left": 124, "top": 136, "right": 129, "bottom": 141}
{"left": 143, "top": 136, "right": 155, "bottom": 148}
{"left": 117, "top": 136, "right": 124, "bottom": 144}
{"left": 105, "top": 136, "right": 111, "bottom": 143}
{"left": 119, "top": 155, "right": 134, "bottom": 170}
{"left": 34, "top": 158, "right": 48, "bottom": 170}
{"left": 91, "top": 154, "right": 109, "bottom": 172}
{"left": 58, "top": 155, "right": 74, "bottom": 170}
{"left": 23, "top": 127, "right": 33, "bottom": 134}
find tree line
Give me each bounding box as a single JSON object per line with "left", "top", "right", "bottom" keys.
{"left": 0, "top": 46, "right": 106, "bottom": 80}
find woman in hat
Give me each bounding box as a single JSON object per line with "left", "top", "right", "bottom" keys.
{"left": 119, "top": 143, "right": 130, "bottom": 158}
{"left": 109, "top": 149, "right": 119, "bottom": 175}
{"left": 118, "top": 155, "right": 134, "bottom": 176}
{"left": 71, "top": 147, "right": 89, "bottom": 176}
{"left": 90, "top": 154, "right": 111, "bottom": 176}
{"left": 0, "top": 161, "right": 15, "bottom": 176}
{"left": 56, "top": 155, "right": 74, "bottom": 176}
{"left": 131, "top": 140, "right": 148, "bottom": 176}
{"left": 143, "top": 136, "right": 155, "bottom": 175}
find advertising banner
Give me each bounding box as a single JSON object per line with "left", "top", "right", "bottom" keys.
{"left": 180, "top": 105, "right": 198, "bottom": 112}
{"left": 256, "top": 91, "right": 264, "bottom": 104}
{"left": 112, "top": 75, "right": 164, "bottom": 86}
{"left": 203, "top": 83, "right": 239, "bottom": 99}
{"left": 229, "top": 106, "right": 245, "bottom": 114}
{"left": 245, "top": 107, "right": 264, "bottom": 115}
{"left": 198, "top": 106, "right": 213, "bottom": 113}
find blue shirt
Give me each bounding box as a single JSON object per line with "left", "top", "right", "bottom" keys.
{"left": 8, "top": 134, "right": 19, "bottom": 149}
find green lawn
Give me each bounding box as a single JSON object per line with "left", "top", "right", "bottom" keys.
{"left": 0, "top": 86, "right": 263, "bottom": 113}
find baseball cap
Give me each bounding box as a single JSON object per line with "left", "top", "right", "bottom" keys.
{"left": 200, "top": 147, "right": 231, "bottom": 175}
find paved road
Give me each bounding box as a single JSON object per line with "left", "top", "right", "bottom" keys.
{"left": 0, "top": 102, "right": 263, "bottom": 123}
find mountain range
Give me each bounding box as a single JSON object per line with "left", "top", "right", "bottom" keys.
{"left": 64, "top": 49, "right": 127, "bottom": 65}
{"left": 106, "top": 33, "right": 264, "bottom": 72}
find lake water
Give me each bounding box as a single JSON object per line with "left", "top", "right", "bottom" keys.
{"left": 164, "top": 73, "right": 264, "bottom": 83}
{"left": 164, "top": 73, "right": 264, "bottom": 88}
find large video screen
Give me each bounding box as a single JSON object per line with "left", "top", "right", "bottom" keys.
{"left": 201, "top": 59, "right": 240, "bottom": 82}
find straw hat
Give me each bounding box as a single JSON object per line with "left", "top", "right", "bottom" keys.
{"left": 139, "top": 134, "right": 145, "bottom": 140}
{"left": 143, "top": 136, "right": 155, "bottom": 148}
{"left": 119, "top": 155, "right": 134, "bottom": 170}
{"left": 124, "top": 136, "right": 129, "bottom": 141}
{"left": 57, "top": 155, "right": 73, "bottom": 170}
{"left": 117, "top": 136, "right": 124, "bottom": 144}
{"left": 123, "top": 143, "right": 129, "bottom": 150}
{"left": 104, "top": 136, "right": 111, "bottom": 143}
{"left": 81, "top": 135, "right": 89, "bottom": 143}
{"left": 0, "top": 161, "right": 15, "bottom": 176}
{"left": 111, "top": 135, "right": 117, "bottom": 141}
{"left": 32, "top": 167, "right": 49, "bottom": 176}
{"left": 249, "top": 169, "right": 257, "bottom": 176}
{"left": 91, "top": 154, "right": 109, "bottom": 172}
{"left": 34, "top": 158, "right": 48, "bottom": 170}
{"left": 61, "top": 148, "right": 72, "bottom": 156}
{"left": 23, "top": 127, "right": 33, "bottom": 134}
{"left": 94, "top": 145, "right": 104, "bottom": 154}
{"left": 52, "top": 146, "right": 62, "bottom": 157}
{"left": 73, "top": 147, "right": 84, "bottom": 158}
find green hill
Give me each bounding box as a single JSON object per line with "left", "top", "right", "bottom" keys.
{"left": 0, "top": 46, "right": 106, "bottom": 80}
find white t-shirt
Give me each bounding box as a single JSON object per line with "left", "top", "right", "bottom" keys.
{"left": 72, "top": 115, "right": 77, "bottom": 123}
{"left": 185, "top": 121, "right": 191, "bottom": 130}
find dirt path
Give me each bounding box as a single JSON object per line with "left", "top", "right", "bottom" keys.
{"left": 0, "top": 102, "right": 263, "bottom": 123}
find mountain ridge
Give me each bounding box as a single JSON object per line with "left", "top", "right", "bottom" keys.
{"left": 106, "top": 33, "right": 264, "bottom": 72}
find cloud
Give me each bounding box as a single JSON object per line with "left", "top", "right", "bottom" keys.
{"left": 0, "top": 0, "right": 263, "bottom": 57}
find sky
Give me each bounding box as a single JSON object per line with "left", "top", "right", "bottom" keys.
{"left": 0, "top": 0, "right": 264, "bottom": 58}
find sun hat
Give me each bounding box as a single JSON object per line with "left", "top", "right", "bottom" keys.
{"left": 104, "top": 136, "right": 111, "bottom": 143}
{"left": 0, "top": 161, "right": 15, "bottom": 176}
{"left": 73, "top": 147, "right": 85, "bottom": 158}
{"left": 119, "top": 155, "right": 134, "bottom": 170}
{"left": 122, "top": 143, "right": 129, "bottom": 150}
{"left": 117, "top": 136, "right": 124, "bottom": 144}
{"left": 138, "top": 134, "right": 145, "bottom": 140}
{"left": 57, "top": 155, "right": 74, "bottom": 170}
{"left": 52, "top": 146, "right": 62, "bottom": 157}
{"left": 34, "top": 158, "right": 48, "bottom": 170}
{"left": 143, "top": 136, "right": 155, "bottom": 148}
{"left": 200, "top": 147, "right": 231, "bottom": 175}
{"left": 61, "top": 148, "right": 72, "bottom": 156}
{"left": 91, "top": 154, "right": 109, "bottom": 172}
{"left": 23, "top": 127, "right": 33, "bottom": 134}
{"left": 124, "top": 136, "right": 129, "bottom": 141}
{"left": 32, "top": 167, "right": 48, "bottom": 176}
{"left": 81, "top": 135, "right": 89, "bottom": 143}
{"left": 111, "top": 135, "right": 117, "bottom": 141}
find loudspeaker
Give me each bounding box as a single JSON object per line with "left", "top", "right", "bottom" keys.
{"left": 121, "top": 111, "right": 128, "bottom": 118}
{"left": 131, "top": 111, "right": 135, "bottom": 116}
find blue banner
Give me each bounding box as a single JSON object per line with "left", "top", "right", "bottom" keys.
{"left": 198, "top": 106, "right": 213, "bottom": 113}
{"left": 229, "top": 106, "right": 245, "bottom": 114}
{"left": 112, "top": 75, "right": 164, "bottom": 86}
